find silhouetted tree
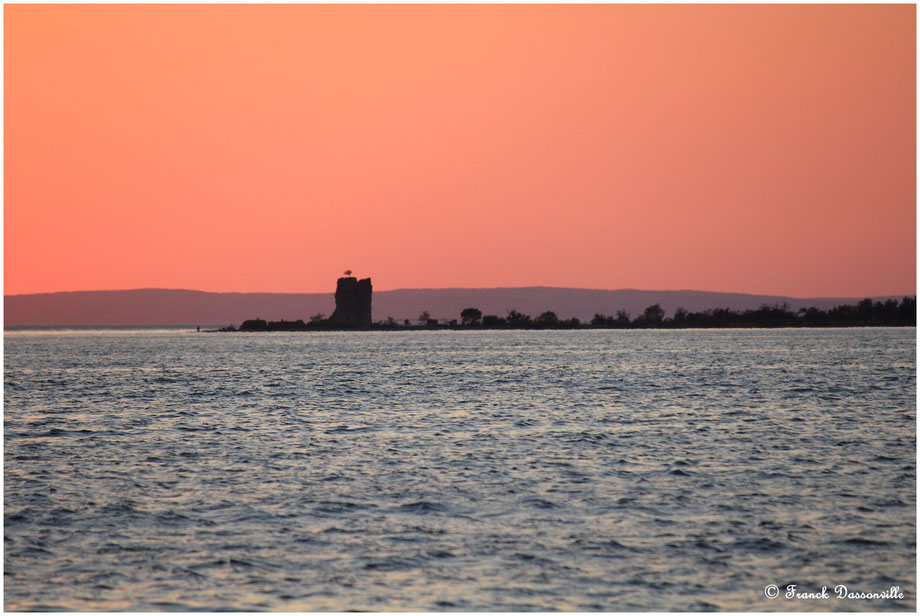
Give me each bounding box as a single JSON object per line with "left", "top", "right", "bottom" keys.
{"left": 482, "top": 314, "right": 506, "bottom": 327}
{"left": 506, "top": 309, "right": 532, "bottom": 326}
{"left": 591, "top": 310, "right": 630, "bottom": 327}
{"left": 898, "top": 297, "right": 916, "bottom": 323}
{"left": 641, "top": 304, "right": 665, "bottom": 326}
{"left": 460, "top": 307, "right": 482, "bottom": 326}
{"left": 798, "top": 306, "right": 827, "bottom": 326}
{"left": 419, "top": 310, "right": 431, "bottom": 323}
{"left": 672, "top": 307, "right": 688, "bottom": 326}
{"left": 535, "top": 311, "right": 559, "bottom": 326}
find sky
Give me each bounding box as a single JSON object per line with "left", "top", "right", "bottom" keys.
{"left": 4, "top": 4, "right": 915, "bottom": 297}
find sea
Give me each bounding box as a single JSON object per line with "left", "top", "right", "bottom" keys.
{"left": 4, "top": 328, "right": 916, "bottom": 611}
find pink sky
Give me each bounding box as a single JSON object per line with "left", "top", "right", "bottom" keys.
{"left": 5, "top": 4, "right": 915, "bottom": 296}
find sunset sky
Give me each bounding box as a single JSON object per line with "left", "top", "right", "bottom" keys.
{"left": 4, "top": 4, "right": 915, "bottom": 297}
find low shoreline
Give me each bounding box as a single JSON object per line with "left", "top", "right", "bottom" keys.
{"left": 218, "top": 297, "right": 916, "bottom": 332}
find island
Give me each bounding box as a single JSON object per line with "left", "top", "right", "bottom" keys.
{"left": 218, "top": 276, "right": 915, "bottom": 331}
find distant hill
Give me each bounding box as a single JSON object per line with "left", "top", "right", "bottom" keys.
{"left": 4, "top": 287, "right": 910, "bottom": 327}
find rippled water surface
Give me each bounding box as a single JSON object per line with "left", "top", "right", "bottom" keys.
{"left": 4, "top": 328, "right": 916, "bottom": 610}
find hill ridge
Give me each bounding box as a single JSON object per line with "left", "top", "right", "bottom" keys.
{"left": 4, "top": 287, "right": 911, "bottom": 326}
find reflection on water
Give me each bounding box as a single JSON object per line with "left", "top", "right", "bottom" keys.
{"left": 4, "top": 329, "right": 916, "bottom": 610}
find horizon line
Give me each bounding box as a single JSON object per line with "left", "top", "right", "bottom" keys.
{"left": 4, "top": 286, "right": 916, "bottom": 300}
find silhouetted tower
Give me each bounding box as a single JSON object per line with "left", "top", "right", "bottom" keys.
{"left": 328, "top": 277, "right": 372, "bottom": 327}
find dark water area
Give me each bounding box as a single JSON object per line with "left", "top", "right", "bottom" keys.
{"left": 4, "top": 329, "right": 915, "bottom": 610}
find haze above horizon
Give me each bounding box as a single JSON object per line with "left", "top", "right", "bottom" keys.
{"left": 5, "top": 5, "right": 915, "bottom": 297}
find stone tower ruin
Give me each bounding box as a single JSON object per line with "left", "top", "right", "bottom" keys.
{"left": 328, "top": 277, "right": 372, "bottom": 327}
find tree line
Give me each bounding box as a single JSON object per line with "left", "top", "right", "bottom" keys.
{"left": 449, "top": 297, "right": 915, "bottom": 329}
{"left": 225, "top": 297, "right": 915, "bottom": 331}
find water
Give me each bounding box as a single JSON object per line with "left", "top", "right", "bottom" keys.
{"left": 4, "top": 328, "right": 915, "bottom": 611}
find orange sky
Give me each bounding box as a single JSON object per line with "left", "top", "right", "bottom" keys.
{"left": 4, "top": 4, "right": 916, "bottom": 297}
